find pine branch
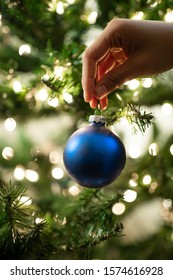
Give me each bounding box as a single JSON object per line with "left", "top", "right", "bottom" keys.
{"left": 105, "top": 103, "right": 155, "bottom": 133}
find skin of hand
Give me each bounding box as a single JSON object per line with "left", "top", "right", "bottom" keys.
{"left": 82, "top": 18, "right": 173, "bottom": 110}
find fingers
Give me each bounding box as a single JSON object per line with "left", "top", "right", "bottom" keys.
{"left": 82, "top": 19, "right": 124, "bottom": 105}
{"left": 89, "top": 96, "right": 108, "bottom": 110}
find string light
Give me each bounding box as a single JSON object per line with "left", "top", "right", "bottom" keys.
{"left": 131, "top": 11, "right": 144, "bottom": 20}
{"left": 87, "top": 11, "right": 98, "bottom": 24}
{"left": 142, "top": 78, "right": 153, "bottom": 88}
{"left": 2, "top": 146, "right": 14, "bottom": 160}
{"left": 12, "top": 80, "right": 22, "bottom": 93}
{"left": 129, "top": 179, "right": 137, "bottom": 187}
{"left": 164, "top": 9, "right": 173, "bottom": 22}
{"left": 35, "top": 217, "right": 44, "bottom": 224}
{"left": 4, "top": 118, "right": 16, "bottom": 131}
{"left": 170, "top": 144, "right": 173, "bottom": 155}
{"left": 143, "top": 174, "right": 152, "bottom": 185}
{"left": 52, "top": 167, "right": 64, "bottom": 179}
{"left": 128, "top": 145, "right": 141, "bottom": 159}
{"left": 25, "top": 169, "right": 39, "bottom": 182}
{"left": 124, "top": 189, "right": 137, "bottom": 203}
{"left": 149, "top": 143, "right": 159, "bottom": 156}
{"left": 125, "top": 79, "right": 140, "bottom": 90}
{"left": 18, "top": 196, "right": 32, "bottom": 206}
{"left": 35, "top": 88, "right": 48, "bottom": 101}
{"left": 19, "top": 44, "right": 31, "bottom": 56}
{"left": 49, "top": 150, "right": 59, "bottom": 164}
{"left": 112, "top": 202, "right": 126, "bottom": 215}
{"left": 161, "top": 102, "right": 173, "bottom": 116}
{"left": 68, "top": 185, "right": 80, "bottom": 196}
{"left": 56, "top": 2, "right": 64, "bottom": 15}
{"left": 14, "top": 165, "right": 25, "bottom": 181}
{"left": 63, "top": 91, "right": 73, "bottom": 104}
{"left": 162, "top": 198, "right": 172, "bottom": 209}
{"left": 54, "top": 65, "right": 66, "bottom": 80}
{"left": 47, "top": 97, "right": 59, "bottom": 107}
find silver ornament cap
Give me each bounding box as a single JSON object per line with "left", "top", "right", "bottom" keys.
{"left": 89, "top": 115, "right": 106, "bottom": 124}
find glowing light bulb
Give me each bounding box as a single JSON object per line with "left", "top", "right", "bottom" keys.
{"left": 36, "top": 88, "right": 48, "bottom": 101}
{"left": 149, "top": 143, "right": 159, "bottom": 156}
{"left": 56, "top": 2, "right": 64, "bottom": 14}
{"left": 63, "top": 92, "right": 73, "bottom": 104}
{"left": 170, "top": 144, "right": 173, "bottom": 155}
{"left": 164, "top": 10, "right": 173, "bottom": 22}
{"left": 162, "top": 103, "right": 173, "bottom": 116}
{"left": 87, "top": 11, "right": 98, "bottom": 24}
{"left": 14, "top": 165, "right": 25, "bottom": 181}
{"left": 52, "top": 167, "right": 64, "bottom": 179}
{"left": 143, "top": 174, "right": 152, "bottom": 185}
{"left": 19, "top": 44, "right": 31, "bottom": 56}
{"left": 112, "top": 203, "right": 126, "bottom": 215}
{"left": 2, "top": 146, "right": 14, "bottom": 160}
{"left": 18, "top": 196, "right": 32, "bottom": 206}
{"left": 142, "top": 78, "right": 153, "bottom": 88}
{"left": 126, "top": 79, "right": 140, "bottom": 90}
{"left": 69, "top": 185, "right": 80, "bottom": 196}
{"left": 25, "top": 169, "right": 39, "bottom": 182}
{"left": 163, "top": 199, "right": 172, "bottom": 209}
{"left": 4, "top": 118, "right": 16, "bottom": 131}
{"left": 128, "top": 145, "right": 141, "bottom": 159}
{"left": 48, "top": 97, "right": 59, "bottom": 107}
{"left": 129, "top": 179, "right": 137, "bottom": 187}
{"left": 124, "top": 189, "right": 137, "bottom": 203}
{"left": 132, "top": 11, "right": 144, "bottom": 20}
{"left": 12, "top": 80, "right": 22, "bottom": 93}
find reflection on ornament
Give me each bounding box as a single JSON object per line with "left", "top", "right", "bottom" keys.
{"left": 63, "top": 115, "right": 126, "bottom": 188}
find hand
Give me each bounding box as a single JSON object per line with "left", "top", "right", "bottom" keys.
{"left": 82, "top": 18, "right": 173, "bottom": 110}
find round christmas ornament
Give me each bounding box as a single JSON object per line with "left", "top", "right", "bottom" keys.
{"left": 63, "top": 115, "right": 126, "bottom": 188}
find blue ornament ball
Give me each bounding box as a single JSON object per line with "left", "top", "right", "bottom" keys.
{"left": 63, "top": 115, "right": 126, "bottom": 188}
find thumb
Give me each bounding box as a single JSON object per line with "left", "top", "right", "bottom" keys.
{"left": 95, "top": 55, "right": 143, "bottom": 99}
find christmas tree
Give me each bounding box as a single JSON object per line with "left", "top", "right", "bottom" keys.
{"left": 0, "top": 0, "right": 173, "bottom": 260}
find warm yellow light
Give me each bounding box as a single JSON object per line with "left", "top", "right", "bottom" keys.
{"left": 63, "top": 91, "right": 73, "bottom": 104}
{"left": 52, "top": 167, "right": 64, "bottom": 179}
{"left": 4, "top": 118, "right": 16, "bottom": 131}
{"left": 56, "top": 2, "right": 64, "bottom": 15}
{"left": 12, "top": 80, "right": 22, "bottom": 93}
{"left": 36, "top": 88, "right": 48, "bottom": 101}
{"left": 69, "top": 185, "right": 80, "bottom": 196}
{"left": 132, "top": 11, "right": 144, "bottom": 20}
{"left": 14, "top": 165, "right": 25, "bottom": 181}
{"left": 129, "top": 179, "right": 137, "bottom": 187}
{"left": 19, "top": 44, "right": 31, "bottom": 56}
{"left": 143, "top": 174, "right": 152, "bottom": 185}
{"left": 142, "top": 78, "right": 153, "bottom": 88}
{"left": 25, "top": 169, "right": 39, "bottom": 182}
{"left": 2, "top": 146, "right": 14, "bottom": 160}
{"left": 170, "top": 144, "right": 173, "bottom": 155}
{"left": 87, "top": 11, "right": 98, "bottom": 24}
{"left": 149, "top": 143, "right": 159, "bottom": 156}
{"left": 163, "top": 198, "right": 172, "bottom": 209}
{"left": 128, "top": 145, "right": 141, "bottom": 159}
{"left": 18, "top": 196, "right": 32, "bottom": 206}
{"left": 162, "top": 102, "right": 173, "bottom": 116}
{"left": 125, "top": 79, "right": 140, "bottom": 90}
{"left": 48, "top": 97, "right": 59, "bottom": 108}
{"left": 124, "top": 189, "right": 137, "bottom": 203}
{"left": 164, "top": 10, "right": 173, "bottom": 22}
{"left": 112, "top": 202, "right": 126, "bottom": 215}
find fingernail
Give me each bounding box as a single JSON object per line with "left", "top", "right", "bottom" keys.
{"left": 96, "top": 85, "right": 107, "bottom": 98}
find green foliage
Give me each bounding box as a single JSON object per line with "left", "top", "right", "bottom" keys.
{"left": 0, "top": 0, "right": 173, "bottom": 260}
